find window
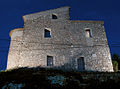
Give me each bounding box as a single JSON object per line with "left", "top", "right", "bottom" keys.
{"left": 52, "top": 14, "right": 57, "bottom": 19}
{"left": 77, "top": 57, "right": 85, "bottom": 71}
{"left": 44, "top": 28, "right": 51, "bottom": 38}
{"left": 47, "top": 56, "right": 53, "bottom": 67}
{"left": 85, "top": 29, "right": 92, "bottom": 38}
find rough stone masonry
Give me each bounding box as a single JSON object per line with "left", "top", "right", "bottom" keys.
{"left": 7, "top": 6, "right": 113, "bottom": 72}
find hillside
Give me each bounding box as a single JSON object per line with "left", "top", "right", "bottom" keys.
{"left": 0, "top": 67, "right": 120, "bottom": 89}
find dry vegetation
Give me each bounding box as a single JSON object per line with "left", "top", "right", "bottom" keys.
{"left": 0, "top": 67, "right": 120, "bottom": 89}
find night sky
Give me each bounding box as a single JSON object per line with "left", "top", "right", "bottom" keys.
{"left": 0, "top": 0, "right": 120, "bottom": 70}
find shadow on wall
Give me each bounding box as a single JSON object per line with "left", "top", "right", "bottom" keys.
{"left": 4, "top": 57, "right": 91, "bottom": 72}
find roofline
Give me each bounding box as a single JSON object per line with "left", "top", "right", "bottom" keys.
{"left": 22, "top": 6, "right": 70, "bottom": 22}
{"left": 71, "top": 20, "right": 104, "bottom": 23}
{"left": 23, "top": 6, "right": 70, "bottom": 17}
{"left": 22, "top": 16, "right": 26, "bottom": 22}
{"left": 9, "top": 28, "right": 24, "bottom": 37}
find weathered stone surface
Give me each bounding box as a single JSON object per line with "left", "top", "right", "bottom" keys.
{"left": 7, "top": 6, "right": 113, "bottom": 72}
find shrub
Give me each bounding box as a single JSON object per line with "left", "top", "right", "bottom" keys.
{"left": 112, "top": 61, "right": 118, "bottom": 72}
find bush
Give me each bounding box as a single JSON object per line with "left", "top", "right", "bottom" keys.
{"left": 112, "top": 61, "right": 118, "bottom": 72}
{"left": 0, "top": 67, "right": 120, "bottom": 89}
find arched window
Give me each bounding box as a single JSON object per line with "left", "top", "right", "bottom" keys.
{"left": 44, "top": 28, "right": 51, "bottom": 38}
{"left": 52, "top": 14, "right": 58, "bottom": 19}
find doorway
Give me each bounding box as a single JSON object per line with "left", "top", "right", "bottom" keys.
{"left": 47, "top": 56, "right": 53, "bottom": 67}
{"left": 77, "top": 57, "right": 85, "bottom": 71}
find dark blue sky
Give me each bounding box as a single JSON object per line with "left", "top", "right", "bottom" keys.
{"left": 0, "top": 0, "right": 120, "bottom": 70}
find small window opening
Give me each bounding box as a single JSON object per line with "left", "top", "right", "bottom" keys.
{"left": 47, "top": 56, "right": 53, "bottom": 66}
{"left": 52, "top": 14, "right": 57, "bottom": 19}
{"left": 44, "top": 28, "right": 51, "bottom": 38}
{"left": 85, "top": 29, "right": 92, "bottom": 38}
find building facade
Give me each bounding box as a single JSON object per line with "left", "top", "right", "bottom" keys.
{"left": 7, "top": 6, "right": 113, "bottom": 71}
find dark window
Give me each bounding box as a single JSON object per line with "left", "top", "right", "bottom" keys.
{"left": 47, "top": 56, "right": 53, "bottom": 66}
{"left": 44, "top": 29, "right": 51, "bottom": 38}
{"left": 77, "top": 57, "right": 85, "bottom": 71}
{"left": 52, "top": 14, "right": 57, "bottom": 19}
{"left": 85, "top": 29, "right": 92, "bottom": 38}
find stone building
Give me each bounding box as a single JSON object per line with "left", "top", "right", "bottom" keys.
{"left": 7, "top": 6, "right": 113, "bottom": 71}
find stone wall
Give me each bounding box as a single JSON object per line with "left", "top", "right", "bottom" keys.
{"left": 7, "top": 6, "right": 113, "bottom": 72}
{"left": 7, "top": 28, "right": 23, "bottom": 69}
